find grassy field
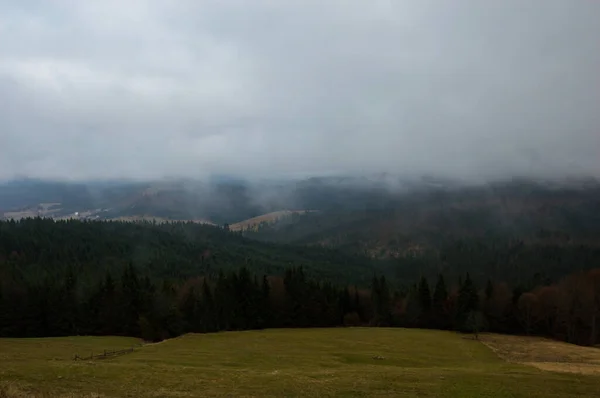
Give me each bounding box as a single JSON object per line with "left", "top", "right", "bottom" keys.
{"left": 1, "top": 328, "right": 599, "bottom": 397}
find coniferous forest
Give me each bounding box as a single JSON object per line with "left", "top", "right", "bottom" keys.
{"left": 0, "top": 218, "right": 599, "bottom": 346}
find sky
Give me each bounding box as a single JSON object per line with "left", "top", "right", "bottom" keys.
{"left": 1, "top": 0, "right": 599, "bottom": 182}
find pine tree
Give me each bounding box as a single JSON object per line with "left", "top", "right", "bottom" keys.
{"left": 214, "top": 271, "right": 231, "bottom": 331}
{"left": 59, "top": 263, "right": 78, "bottom": 335}
{"left": 201, "top": 278, "right": 215, "bottom": 332}
{"left": 418, "top": 276, "right": 432, "bottom": 313}
{"left": 138, "top": 315, "right": 158, "bottom": 342}
{"left": 457, "top": 273, "right": 480, "bottom": 331}
{"left": 371, "top": 276, "right": 392, "bottom": 326}
{"left": 403, "top": 288, "right": 422, "bottom": 327}
{"left": 121, "top": 263, "right": 141, "bottom": 336}
{"left": 370, "top": 276, "right": 380, "bottom": 325}
{"left": 99, "top": 271, "right": 118, "bottom": 335}
{"left": 353, "top": 287, "right": 362, "bottom": 322}
{"left": 339, "top": 288, "right": 351, "bottom": 321}
{"left": 0, "top": 281, "right": 4, "bottom": 336}
{"left": 260, "top": 275, "right": 271, "bottom": 328}
{"left": 485, "top": 279, "right": 494, "bottom": 301}
{"left": 465, "top": 310, "right": 484, "bottom": 339}
{"left": 431, "top": 274, "right": 449, "bottom": 329}
{"left": 181, "top": 286, "right": 199, "bottom": 332}
{"left": 432, "top": 274, "right": 448, "bottom": 310}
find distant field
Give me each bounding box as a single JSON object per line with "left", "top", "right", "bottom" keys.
{"left": 1, "top": 329, "right": 598, "bottom": 397}
{"left": 230, "top": 210, "right": 315, "bottom": 231}
{"left": 1, "top": 203, "right": 63, "bottom": 220}
{"left": 0, "top": 209, "right": 216, "bottom": 225}
{"left": 106, "top": 216, "right": 215, "bottom": 225}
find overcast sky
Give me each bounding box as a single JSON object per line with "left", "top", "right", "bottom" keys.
{"left": 1, "top": 1, "right": 599, "bottom": 181}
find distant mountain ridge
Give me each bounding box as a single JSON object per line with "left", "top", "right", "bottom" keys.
{"left": 2, "top": 175, "right": 600, "bottom": 285}
{"left": 2, "top": 175, "right": 599, "bottom": 248}
{"left": 242, "top": 177, "right": 600, "bottom": 256}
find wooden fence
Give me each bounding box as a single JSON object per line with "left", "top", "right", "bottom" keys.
{"left": 73, "top": 346, "right": 135, "bottom": 361}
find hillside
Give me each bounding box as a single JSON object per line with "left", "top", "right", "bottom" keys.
{"left": 246, "top": 179, "right": 600, "bottom": 244}
{"left": 0, "top": 178, "right": 272, "bottom": 225}
{"left": 0, "top": 218, "right": 380, "bottom": 285}
{"left": 229, "top": 210, "right": 316, "bottom": 231}
{"left": 0, "top": 175, "right": 534, "bottom": 223}
{"left": 2, "top": 218, "right": 599, "bottom": 348}
{"left": 244, "top": 180, "right": 600, "bottom": 253}
{"left": 3, "top": 177, "right": 600, "bottom": 285}
{"left": 1, "top": 329, "right": 598, "bottom": 397}
{"left": 231, "top": 179, "right": 600, "bottom": 284}
{"left": 4, "top": 177, "right": 599, "bottom": 236}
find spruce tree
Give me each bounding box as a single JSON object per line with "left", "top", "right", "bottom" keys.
{"left": 260, "top": 275, "right": 271, "bottom": 328}
{"left": 60, "top": 263, "right": 78, "bottom": 335}
{"left": 0, "top": 282, "right": 4, "bottom": 336}
{"left": 457, "top": 273, "right": 479, "bottom": 331}
{"left": 99, "top": 271, "right": 118, "bottom": 335}
{"left": 418, "top": 276, "right": 432, "bottom": 313}
{"left": 369, "top": 276, "right": 380, "bottom": 325}
{"left": 485, "top": 279, "right": 494, "bottom": 301}
{"left": 121, "top": 263, "right": 141, "bottom": 336}
{"left": 371, "top": 276, "right": 392, "bottom": 326}
{"left": 353, "top": 287, "right": 362, "bottom": 322}
{"left": 181, "top": 286, "right": 198, "bottom": 332}
{"left": 432, "top": 274, "right": 448, "bottom": 310}
{"left": 432, "top": 274, "right": 449, "bottom": 329}
{"left": 201, "top": 278, "right": 215, "bottom": 332}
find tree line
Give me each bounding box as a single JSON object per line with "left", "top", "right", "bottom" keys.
{"left": 1, "top": 258, "right": 598, "bottom": 346}
{"left": 385, "top": 269, "right": 600, "bottom": 346}
{"left": 0, "top": 218, "right": 599, "bottom": 345}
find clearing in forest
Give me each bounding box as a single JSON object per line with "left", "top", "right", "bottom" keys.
{"left": 0, "top": 328, "right": 598, "bottom": 397}
{"left": 229, "top": 210, "right": 315, "bottom": 231}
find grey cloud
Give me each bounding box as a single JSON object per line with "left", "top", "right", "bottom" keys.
{"left": 1, "top": 0, "right": 599, "bottom": 181}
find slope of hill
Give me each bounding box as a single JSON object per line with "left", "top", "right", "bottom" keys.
{"left": 229, "top": 210, "right": 316, "bottom": 231}
{"left": 3, "top": 176, "right": 600, "bottom": 283}
{"left": 0, "top": 178, "right": 269, "bottom": 224}
{"left": 239, "top": 179, "right": 600, "bottom": 283}
{"left": 0, "top": 218, "right": 382, "bottom": 285}
{"left": 2, "top": 329, "right": 598, "bottom": 397}
{"left": 245, "top": 179, "right": 600, "bottom": 250}
{"left": 0, "top": 174, "right": 470, "bottom": 224}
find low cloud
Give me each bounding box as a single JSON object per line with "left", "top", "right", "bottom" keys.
{"left": 1, "top": 1, "right": 599, "bottom": 181}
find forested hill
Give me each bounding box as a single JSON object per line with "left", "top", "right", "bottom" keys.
{"left": 0, "top": 218, "right": 381, "bottom": 285}
{"left": 1, "top": 218, "right": 600, "bottom": 346}
{"left": 2, "top": 216, "right": 600, "bottom": 289}
{"left": 244, "top": 180, "right": 600, "bottom": 256}
{"left": 237, "top": 180, "right": 600, "bottom": 285}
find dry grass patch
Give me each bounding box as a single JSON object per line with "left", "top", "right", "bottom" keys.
{"left": 0, "top": 382, "right": 106, "bottom": 398}
{"left": 481, "top": 333, "right": 600, "bottom": 375}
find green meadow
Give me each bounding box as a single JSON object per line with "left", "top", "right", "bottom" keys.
{"left": 1, "top": 328, "right": 598, "bottom": 397}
